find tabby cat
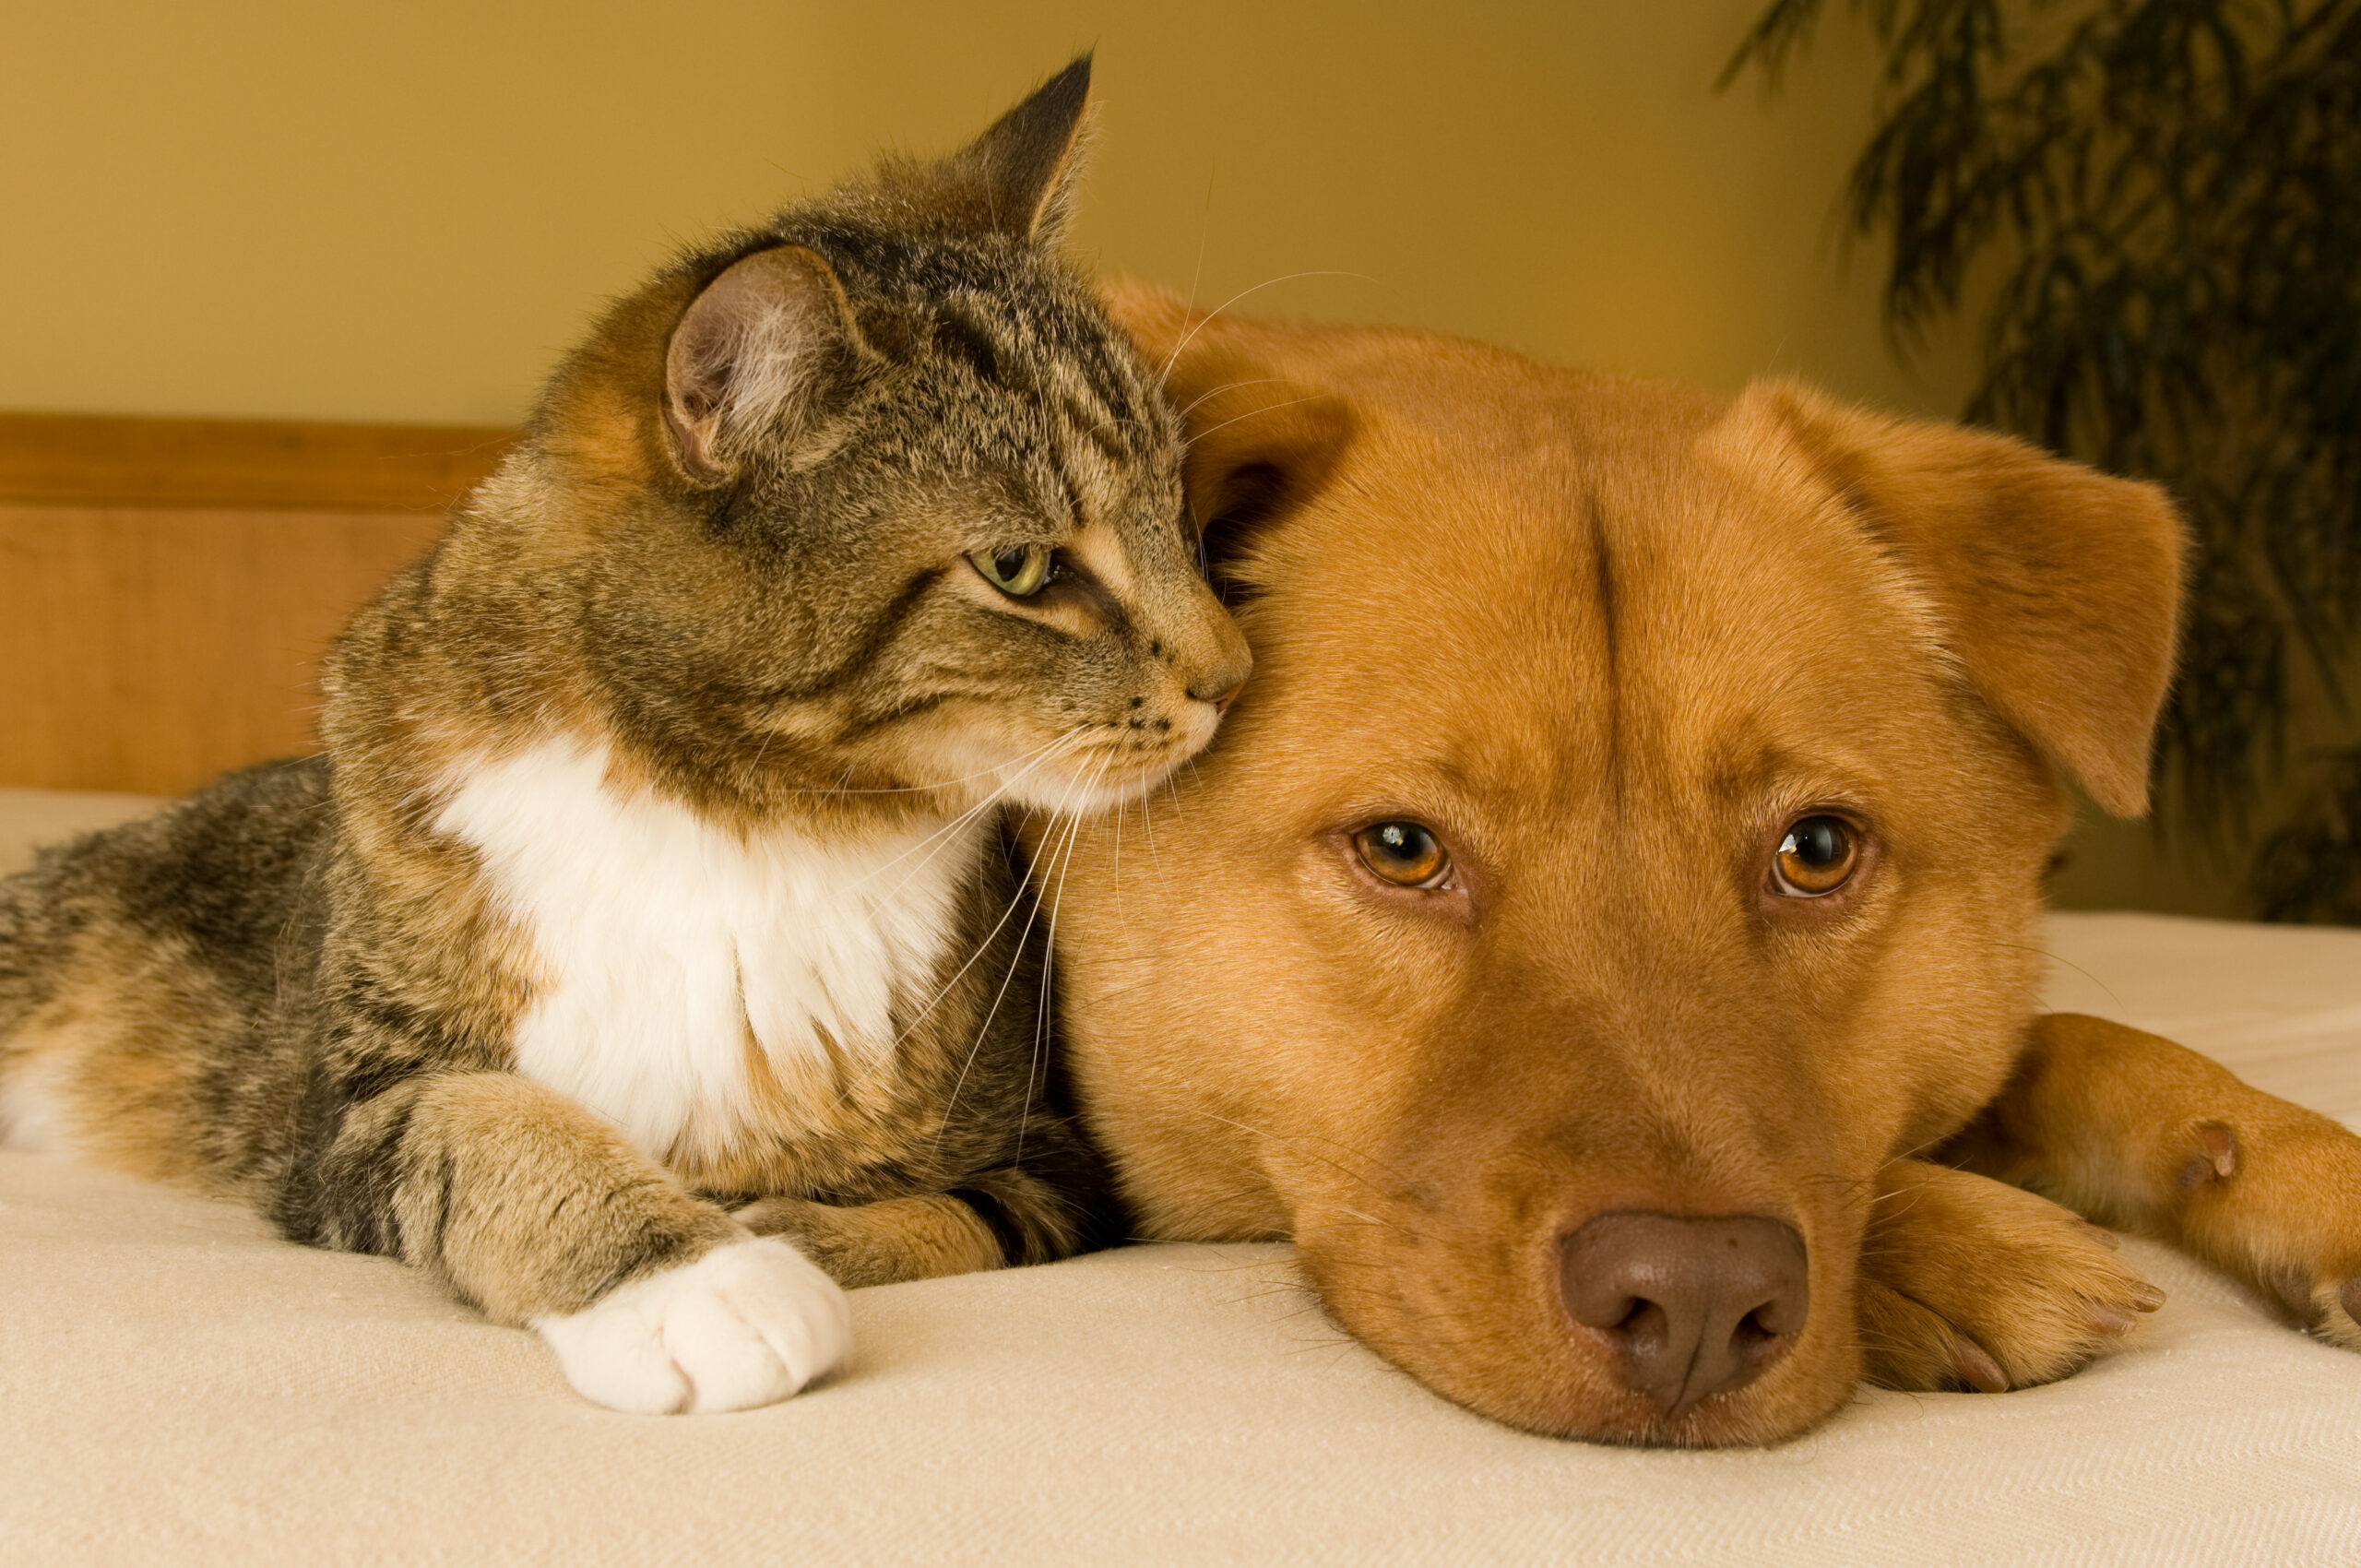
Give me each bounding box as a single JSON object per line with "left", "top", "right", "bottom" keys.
{"left": 0, "top": 56, "right": 1250, "bottom": 1415}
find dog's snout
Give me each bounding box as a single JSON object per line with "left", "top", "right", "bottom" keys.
{"left": 1559, "top": 1212, "right": 1809, "bottom": 1418}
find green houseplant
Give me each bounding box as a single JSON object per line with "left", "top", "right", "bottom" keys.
{"left": 1727, "top": 0, "right": 2361, "bottom": 921}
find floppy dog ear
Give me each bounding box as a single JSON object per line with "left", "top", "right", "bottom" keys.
{"left": 1737, "top": 380, "right": 2188, "bottom": 817}
{"left": 1104, "top": 282, "right": 1353, "bottom": 594}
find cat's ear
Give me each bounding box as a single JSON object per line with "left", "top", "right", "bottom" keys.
{"left": 664, "top": 245, "right": 865, "bottom": 481}
{"left": 1729, "top": 378, "right": 2188, "bottom": 816}
{"left": 952, "top": 53, "right": 1095, "bottom": 245}
{"left": 1107, "top": 281, "right": 1353, "bottom": 590}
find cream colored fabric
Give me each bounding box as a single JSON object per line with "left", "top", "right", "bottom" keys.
{"left": 5, "top": 790, "right": 2359, "bottom": 1565}
{"left": 0, "top": 787, "right": 170, "bottom": 876}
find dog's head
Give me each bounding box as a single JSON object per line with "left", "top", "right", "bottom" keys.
{"left": 1044, "top": 288, "right": 2185, "bottom": 1445}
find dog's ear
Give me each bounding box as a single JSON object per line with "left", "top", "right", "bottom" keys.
{"left": 1735, "top": 379, "right": 2187, "bottom": 816}
{"left": 1105, "top": 282, "right": 1353, "bottom": 593}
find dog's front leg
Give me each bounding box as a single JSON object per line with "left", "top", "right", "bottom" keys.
{"left": 1857, "top": 1158, "right": 2163, "bottom": 1391}
{"left": 1941, "top": 1012, "right": 2361, "bottom": 1348}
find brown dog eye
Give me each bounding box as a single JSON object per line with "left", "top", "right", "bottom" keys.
{"left": 1355, "top": 822, "right": 1450, "bottom": 887}
{"left": 1772, "top": 815, "right": 1858, "bottom": 897}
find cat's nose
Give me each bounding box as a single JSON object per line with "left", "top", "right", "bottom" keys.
{"left": 1184, "top": 623, "right": 1252, "bottom": 714}
{"left": 1190, "top": 676, "right": 1247, "bottom": 714}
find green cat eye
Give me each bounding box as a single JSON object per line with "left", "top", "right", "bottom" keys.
{"left": 972, "top": 543, "right": 1051, "bottom": 598}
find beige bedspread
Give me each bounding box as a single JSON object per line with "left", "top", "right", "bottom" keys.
{"left": 5, "top": 790, "right": 2359, "bottom": 1566}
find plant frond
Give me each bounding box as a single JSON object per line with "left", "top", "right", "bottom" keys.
{"left": 1733, "top": 0, "right": 2361, "bottom": 913}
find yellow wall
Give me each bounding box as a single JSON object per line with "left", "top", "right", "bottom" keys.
{"left": 3, "top": 0, "right": 2253, "bottom": 912}
{"left": 3, "top": 1, "right": 1973, "bottom": 423}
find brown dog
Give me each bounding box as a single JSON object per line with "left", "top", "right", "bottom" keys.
{"left": 1032, "top": 291, "right": 2361, "bottom": 1446}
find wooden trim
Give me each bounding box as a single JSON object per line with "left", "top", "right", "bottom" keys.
{"left": 0, "top": 411, "right": 517, "bottom": 512}
{"left": 1, "top": 500, "right": 452, "bottom": 794}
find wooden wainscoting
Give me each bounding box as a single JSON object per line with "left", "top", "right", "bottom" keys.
{"left": 0, "top": 413, "right": 514, "bottom": 795}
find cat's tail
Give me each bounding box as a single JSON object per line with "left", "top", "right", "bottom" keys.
{"left": 0, "top": 826, "right": 118, "bottom": 1155}
{"left": 0, "top": 761, "right": 326, "bottom": 1181}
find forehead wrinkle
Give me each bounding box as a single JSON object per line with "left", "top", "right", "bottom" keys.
{"left": 1275, "top": 461, "right": 1617, "bottom": 825}
{"left": 1585, "top": 482, "right": 1623, "bottom": 818}
{"left": 1608, "top": 456, "right": 1966, "bottom": 824}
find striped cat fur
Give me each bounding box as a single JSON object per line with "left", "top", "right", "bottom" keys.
{"left": 0, "top": 55, "right": 1251, "bottom": 1414}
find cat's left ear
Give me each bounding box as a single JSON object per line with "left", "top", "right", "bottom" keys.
{"left": 953, "top": 53, "right": 1095, "bottom": 244}
{"left": 663, "top": 245, "right": 866, "bottom": 482}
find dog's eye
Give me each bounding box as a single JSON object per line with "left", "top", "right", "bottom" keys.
{"left": 972, "top": 543, "right": 1051, "bottom": 597}
{"left": 1355, "top": 821, "right": 1450, "bottom": 887}
{"left": 1772, "top": 815, "right": 1858, "bottom": 897}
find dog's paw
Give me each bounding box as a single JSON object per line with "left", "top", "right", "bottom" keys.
{"left": 532, "top": 1237, "right": 852, "bottom": 1414}
{"left": 1859, "top": 1160, "right": 2164, "bottom": 1393}
{"left": 2171, "top": 1117, "right": 2361, "bottom": 1351}
{"left": 2290, "top": 1273, "right": 2361, "bottom": 1349}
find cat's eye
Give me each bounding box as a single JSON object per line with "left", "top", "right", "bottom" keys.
{"left": 1771, "top": 815, "right": 1860, "bottom": 898}
{"left": 972, "top": 544, "right": 1051, "bottom": 597}
{"left": 1354, "top": 821, "right": 1451, "bottom": 888}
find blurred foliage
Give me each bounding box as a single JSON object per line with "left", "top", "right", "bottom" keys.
{"left": 1726, "top": 0, "right": 2361, "bottom": 921}
{"left": 2252, "top": 746, "right": 2361, "bottom": 919}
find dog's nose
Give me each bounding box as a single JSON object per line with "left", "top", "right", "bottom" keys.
{"left": 1559, "top": 1211, "right": 1809, "bottom": 1418}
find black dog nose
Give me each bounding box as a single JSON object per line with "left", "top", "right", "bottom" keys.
{"left": 1559, "top": 1211, "right": 1809, "bottom": 1418}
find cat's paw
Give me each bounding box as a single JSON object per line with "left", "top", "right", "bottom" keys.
{"left": 1860, "top": 1160, "right": 2164, "bottom": 1392}
{"left": 532, "top": 1237, "right": 851, "bottom": 1414}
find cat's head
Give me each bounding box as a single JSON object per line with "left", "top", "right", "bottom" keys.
{"left": 504, "top": 56, "right": 1250, "bottom": 825}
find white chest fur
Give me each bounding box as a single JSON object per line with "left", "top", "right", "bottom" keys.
{"left": 434, "top": 740, "right": 983, "bottom": 1168}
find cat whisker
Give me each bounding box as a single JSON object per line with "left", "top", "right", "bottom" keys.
{"left": 1157, "top": 270, "right": 1379, "bottom": 386}
{"left": 1183, "top": 160, "right": 1216, "bottom": 322}
{"left": 747, "top": 715, "right": 778, "bottom": 785}
{"left": 783, "top": 725, "right": 1089, "bottom": 799}
{"left": 1111, "top": 795, "right": 1127, "bottom": 926}
{"left": 1135, "top": 772, "right": 1162, "bottom": 868}
{"left": 855, "top": 729, "right": 1091, "bottom": 894}
{"left": 826, "top": 737, "right": 1099, "bottom": 1114}
{"left": 1014, "top": 747, "right": 1114, "bottom": 1163}
{"left": 850, "top": 875, "right": 1038, "bottom": 1106}
{"left": 932, "top": 759, "right": 1097, "bottom": 1149}
{"left": 1176, "top": 376, "right": 1298, "bottom": 422}
{"left": 1186, "top": 393, "right": 1331, "bottom": 448}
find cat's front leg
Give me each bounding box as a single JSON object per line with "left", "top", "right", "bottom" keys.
{"left": 1942, "top": 1013, "right": 2361, "bottom": 1348}
{"left": 291, "top": 1069, "right": 851, "bottom": 1412}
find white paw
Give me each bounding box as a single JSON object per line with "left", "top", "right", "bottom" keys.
{"left": 532, "top": 1238, "right": 852, "bottom": 1414}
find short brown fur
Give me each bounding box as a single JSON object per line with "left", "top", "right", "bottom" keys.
{"left": 1037, "top": 290, "right": 2361, "bottom": 1445}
